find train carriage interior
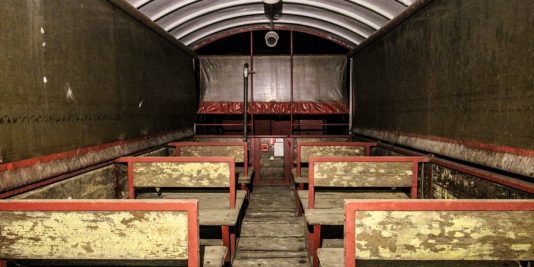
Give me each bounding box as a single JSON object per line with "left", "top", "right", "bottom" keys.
{"left": 0, "top": 0, "right": 533, "bottom": 266}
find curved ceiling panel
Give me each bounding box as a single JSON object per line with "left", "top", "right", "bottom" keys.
{"left": 179, "top": 14, "right": 365, "bottom": 46}
{"left": 127, "top": 0, "right": 415, "bottom": 49}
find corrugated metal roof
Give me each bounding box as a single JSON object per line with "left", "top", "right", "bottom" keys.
{"left": 127, "top": 0, "right": 414, "bottom": 49}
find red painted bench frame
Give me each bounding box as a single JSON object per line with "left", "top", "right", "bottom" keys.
{"left": 307, "top": 156, "right": 429, "bottom": 267}
{"left": 0, "top": 199, "right": 199, "bottom": 267}
{"left": 169, "top": 142, "right": 250, "bottom": 191}
{"left": 294, "top": 142, "right": 377, "bottom": 188}
{"left": 344, "top": 199, "right": 534, "bottom": 267}
{"left": 116, "top": 156, "right": 236, "bottom": 263}
{"left": 117, "top": 156, "right": 236, "bottom": 208}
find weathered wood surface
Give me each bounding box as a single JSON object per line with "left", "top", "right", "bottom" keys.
{"left": 137, "top": 191, "right": 246, "bottom": 225}
{"left": 13, "top": 165, "right": 116, "bottom": 199}
{"left": 236, "top": 166, "right": 253, "bottom": 184}
{"left": 180, "top": 146, "right": 245, "bottom": 162}
{"left": 354, "top": 211, "right": 534, "bottom": 260}
{"left": 0, "top": 211, "right": 189, "bottom": 260}
{"left": 317, "top": 248, "right": 344, "bottom": 267}
{"left": 299, "top": 191, "right": 408, "bottom": 225}
{"left": 292, "top": 167, "right": 309, "bottom": 183}
{"left": 314, "top": 161, "right": 413, "bottom": 187}
{"left": 241, "top": 222, "right": 305, "bottom": 238}
{"left": 233, "top": 257, "right": 310, "bottom": 267}
{"left": 202, "top": 245, "right": 227, "bottom": 267}
{"left": 238, "top": 237, "right": 308, "bottom": 252}
{"left": 299, "top": 191, "right": 409, "bottom": 209}
{"left": 301, "top": 146, "right": 365, "bottom": 162}
{"left": 133, "top": 162, "right": 230, "bottom": 187}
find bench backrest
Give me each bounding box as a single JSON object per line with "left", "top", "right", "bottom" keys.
{"left": 344, "top": 199, "right": 534, "bottom": 267}
{"left": 171, "top": 142, "right": 247, "bottom": 164}
{"left": 0, "top": 199, "right": 199, "bottom": 267}
{"left": 117, "top": 157, "right": 236, "bottom": 208}
{"left": 308, "top": 156, "right": 428, "bottom": 207}
{"left": 296, "top": 142, "right": 376, "bottom": 176}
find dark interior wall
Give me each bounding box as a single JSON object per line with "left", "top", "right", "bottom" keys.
{"left": 351, "top": 0, "right": 533, "bottom": 176}
{"left": 0, "top": 0, "right": 197, "bottom": 163}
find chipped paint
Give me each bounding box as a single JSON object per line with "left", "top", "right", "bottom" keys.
{"left": 301, "top": 146, "right": 364, "bottom": 162}
{"left": 355, "top": 211, "right": 534, "bottom": 260}
{"left": 431, "top": 164, "right": 533, "bottom": 199}
{"left": 180, "top": 146, "right": 244, "bottom": 162}
{"left": 0, "top": 211, "right": 188, "bottom": 260}
{"left": 133, "top": 162, "right": 230, "bottom": 187}
{"left": 314, "top": 162, "right": 413, "bottom": 187}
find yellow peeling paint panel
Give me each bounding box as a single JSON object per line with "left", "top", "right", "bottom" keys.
{"left": 301, "top": 146, "right": 364, "bottom": 162}
{"left": 133, "top": 162, "right": 230, "bottom": 187}
{"left": 181, "top": 146, "right": 244, "bottom": 162}
{"left": 355, "top": 211, "right": 534, "bottom": 260}
{"left": 0, "top": 211, "right": 189, "bottom": 260}
{"left": 314, "top": 162, "right": 413, "bottom": 187}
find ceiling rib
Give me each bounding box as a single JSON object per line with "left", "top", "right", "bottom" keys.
{"left": 126, "top": 0, "right": 412, "bottom": 49}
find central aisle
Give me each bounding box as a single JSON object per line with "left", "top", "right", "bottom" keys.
{"left": 233, "top": 186, "right": 311, "bottom": 267}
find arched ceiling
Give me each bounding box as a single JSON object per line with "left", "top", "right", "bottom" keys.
{"left": 127, "top": 0, "right": 415, "bottom": 50}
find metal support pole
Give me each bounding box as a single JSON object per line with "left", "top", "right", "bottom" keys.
{"left": 290, "top": 29, "right": 294, "bottom": 135}
{"left": 243, "top": 63, "right": 249, "bottom": 141}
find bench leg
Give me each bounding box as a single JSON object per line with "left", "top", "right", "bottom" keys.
{"left": 230, "top": 227, "right": 236, "bottom": 262}
{"left": 240, "top": 183, "right": 250, "bottom": 199}
{"left": 222, "top": 226, "right": 231, "bottom": 264}
{"left": 295, "top": 188, "right": 303, "bottom": 216}
{"left": 312, "top": 225, "right": 321, "bottom": 267}
{"left": 0, "top": 260, "right": 6, "bottom": 267}
{"left": 298, "top": 183, "right": 304, "bottom": 190}
{"left": 306, "top": 225, "right": 314, "bottom": 257}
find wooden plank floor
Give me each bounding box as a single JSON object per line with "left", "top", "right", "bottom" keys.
{"left": 233, "top": 186, "right": 311, "bottom": 267}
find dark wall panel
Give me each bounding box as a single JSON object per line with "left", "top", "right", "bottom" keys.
{"left": 352, "top": 0, "right": 533, "bottom": 150}
{"left": 0, "top": 0, "right": 197, "bottom": 163}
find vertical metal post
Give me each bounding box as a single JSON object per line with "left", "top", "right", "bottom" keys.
{"left": 250, "top": 31, "right": 254, "bottom": 135}
{"left": 348, "top": 57, "right": 354, "bottom": 132}
{"left": 243, "top": 63, "right": 249, "bottom": 141}
{"left": 290, "top": 29, "right": 294, "bottom": 135}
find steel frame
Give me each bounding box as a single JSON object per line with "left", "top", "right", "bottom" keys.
{"left": 344, "top": 199, "right": 534, "bottom": 267}
{"left": 0, "top": 199, "right": 200, "bottom": 267}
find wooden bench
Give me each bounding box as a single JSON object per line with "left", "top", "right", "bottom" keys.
{"left": 292, "top": 142, "right": 377, "bottom": 189}
{"left": 299, "top": 156, "right": 428, "bottom": 266}
{"left": 170, "top": 141, "right": 253, "bottom": 194}
{"left": 318, "top": 199, "right": 534, "bottom": 267}
{"left": 0, "top": 199, "right": 227, "bottom": 267}
{"left": 116, "top": 156, "right": 245, "bottom": 263}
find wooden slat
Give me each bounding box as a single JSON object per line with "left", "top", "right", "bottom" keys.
{"left": 180, "top": 146, "right": 244, "bottom": 163}
{"left": 202, "top": 246, "right": 227, "bottom": 267}
{"left": 299, "top": 190, "right": 409, "bottom": 209}
{"left": 136, "top": 191, "right": 246, "bottom": 226}
{"left": 314, "top": 161, "right": 413, "bottom": 187}
{"left": 133, "top": 162, "right": 230, "bottom": 187}
{"left": 301, "top": 146, "right": 365, "bottom": 162}
{"left": 0, "top": 211, "right": 188, "bottom": 260}
{"left": 233, "top": 257, "right": 310, "bottom": 267}
{"left": 317, "top": 248, "right": 344, "bottom": 267}
{"left": 355, "top": 210, "right": 534, "bottom": 260}
{"left": 241, "top": 222, "right": 305, "bottom": 238}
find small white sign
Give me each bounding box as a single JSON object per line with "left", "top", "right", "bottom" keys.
{"left": 274, "top": 142, "right": 284, "bottom": 157}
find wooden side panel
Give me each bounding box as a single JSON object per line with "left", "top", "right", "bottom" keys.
{"left": 180, "top": 146, "right": 244, "bottom": 162}
{"left": 0, "top": 211, "right": 188, "bottom": 260}
{"left": 133, "top": 162, "right": 230, "bottom": 187}
{"left": 355, "top": 211, "right": 534, "bottom": 260}
{"left": 314, "top": 162, "right": 413, "bottom": 187}
{"left": 301, "top": 146, "right": 365, "bottom": 162}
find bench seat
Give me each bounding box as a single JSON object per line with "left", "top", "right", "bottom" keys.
{"left": 317, "top": 248, "right": 344, "bottom": 267}
{"left": 236, "top": 166, "right": 254, "bottom": 184}
{"left": 137, "top": 191, "right": 246, "bottom": 226}
{"left": 298, "top": 190, "right": 409, "bottom": 225}
{"left": 202, "top": 246, "right": 228, "bottom": 267}
{"left": 292, "top": 167, "right": 308, "bottom": 184}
